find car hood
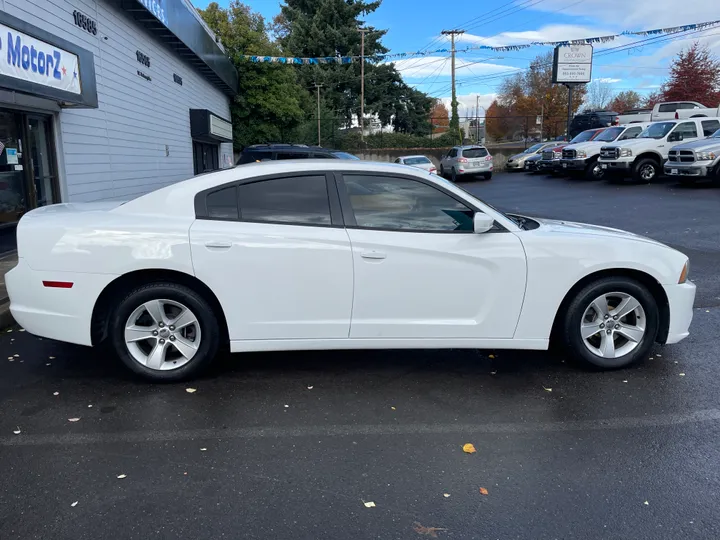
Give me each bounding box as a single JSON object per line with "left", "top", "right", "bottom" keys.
{"left": 531, "top": 216, "right": 664, "bottom": 246}
{"left": 564, "top": 141, "right": 605, "bottom": 152}
{"left": 508, "top": 153, "right": 529, "bottom": 161}
{"left": 670, "top": 138, "right": 720, "bottom": 151}
{"left": 603, "top": 138, "right": 656, "bottom": 150}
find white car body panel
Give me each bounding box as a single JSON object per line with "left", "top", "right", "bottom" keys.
{"left": 6, "top": 160, "right": 695, "bottom": 357}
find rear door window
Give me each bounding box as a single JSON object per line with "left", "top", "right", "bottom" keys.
{"left": 701, "top": 120, "right": 720, "bottom": 136}
{"left": 673, "top": 122, "right": 698, "bottom": 138}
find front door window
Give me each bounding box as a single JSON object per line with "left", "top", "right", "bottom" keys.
{"left": 0, "top": 110, "right": 28, "bottom": 228}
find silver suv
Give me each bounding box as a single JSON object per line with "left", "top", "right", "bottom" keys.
{"left": 440, "top": 145, "right": 494, "bottom": 181}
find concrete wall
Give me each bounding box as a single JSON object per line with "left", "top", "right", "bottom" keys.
{"left": 5, "top": 0, "right": 233, "bottom": 202}
{"left": 353, "top": 146, "right": 526, "bottom": 170}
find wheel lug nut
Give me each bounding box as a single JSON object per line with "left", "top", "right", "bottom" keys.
{"left": 606, "top": 329, "right": 612, "bottom": 334}
{"left": 159, "top": 322, "right": 164, "bottom": 327}
{"left": 604, "top": 314, "right": 609, "bottom": 319}
{"left": 152, "top": 330, "right": 158, "bottom": 336}
{"left": 169, "top": 325, "right": 175, "bottom": 331}
{"left": 159, "top": 338, "right": 165, "bottom": 344}
{"left": 599, "top": 323, "right": 605, "bottom": 328}
{"left": 169, "top": 335, "right": 176, "bottom": 341}
{"left": 613, "top": 315, "right": 618, "bottom": 320}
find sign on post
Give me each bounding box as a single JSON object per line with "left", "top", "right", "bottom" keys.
{"left": 552, "top": 44, "right": 593, "bottom": 84}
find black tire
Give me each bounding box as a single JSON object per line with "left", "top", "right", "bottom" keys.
{"left": 632, "top": 158, "right": 659, "bottom": 183}
{"left": 585, "top": 159, "right": 604, "bottom": 181}
{"left": 451, "top": 167, "right": 457, "bottom": 182}
{"left": 109, "top": 282, "right": 221, "bottom": 381}
{"left": 439, "top": 165, "right": 445, "bottom": 178}
{"left": 483, "top": 172, "right": 492, "bottom": 180}
{"left": 561, "top": 277, "right": 659, "bottom": 370}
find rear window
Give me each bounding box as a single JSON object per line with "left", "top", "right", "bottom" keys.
{"left": 404, "top": 157, "right": 432, "bottom": 165}
{"left": 461, "top": 147, "right": 488, "bottom": 158}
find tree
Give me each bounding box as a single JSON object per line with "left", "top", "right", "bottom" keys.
{"left": 585, "top": 81, "right": 614, "bottom": 110}
{"left": 198, "top": 2, "right": 307, "bottom": 148}
{"left": 661, "top": 42, "right": 720, "bottom": 106}
{"left": 430, "top": 101, "right": 450, "bottom": 134}
{"left": 609, "top": 90, "right": 643, "bottom": 113}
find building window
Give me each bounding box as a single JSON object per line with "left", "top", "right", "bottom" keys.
{"left": 193, "top": 141, "right": 219, "bottom": 175}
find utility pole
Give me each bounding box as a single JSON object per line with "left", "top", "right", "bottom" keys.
{"left": 441, "top": 29, "right": 465, "bottom": 144}
{"left": 566, "top": 84, "right": 575, "bottom": 140}
{"left": 358, "top": 28, "right": 368, "bottom": 143}
{"left": 314, "top": 83, "right": 323, "bottom": 146}
{"left": 540, "top": 103, "right": 544, "bottom": 142}
{"left": 475, "top": 94, "right": 480, "bottom": 142}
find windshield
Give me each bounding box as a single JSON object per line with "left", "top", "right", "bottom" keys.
{"left": 639, "top": 122, "right": 675, "bottom": 139}
{"left": 711, "top": 129, "right": 720, "bottom": 138}
{"left": 525, "top": 143, "right": 545, "bottom": 153}
{"left": 570, "top": 130, "right": 597, "bottom": 143}
{"left": 332, "top": 151, "right": 360, "bottom": 160}
{"left": 461, "top": 147, "right": 488, "bottom": 158}
{"left": 404, "top": 157, "right": 431, "bottom": 165}
{"left": 594, "top": 127, "right": 625, "bottom": 142}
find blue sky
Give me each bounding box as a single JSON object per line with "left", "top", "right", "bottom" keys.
{"left": 194, "top": 0, "right": 720, "bottom": 114}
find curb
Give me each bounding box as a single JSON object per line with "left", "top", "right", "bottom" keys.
{"left": 0, "top": 300, "right": 14, "bottom": 330}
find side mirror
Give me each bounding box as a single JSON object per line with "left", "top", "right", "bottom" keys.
{"left": 473, "top": 213, "right": 494, "bottom": 234}
{"left": 668, "top": 132, "right": 683, "bottom": 142}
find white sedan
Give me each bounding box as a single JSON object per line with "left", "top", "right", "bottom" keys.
{"left": 7, "top": 161, "right": 695, "bottom": 381}
{"left": 393, "top": 155, "right": 437, "bottom": 174}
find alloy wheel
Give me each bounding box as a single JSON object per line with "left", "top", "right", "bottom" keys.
{"left": 124, "top": 299, "right": 202, "bottom": 370}
{"left": 580, "top": 292, "right": 646, "bottom": 359}
{"left": 639, "top": 164, "right": 656, "bottom": 181}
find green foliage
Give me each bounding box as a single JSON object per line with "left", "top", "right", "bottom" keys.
{"left": 336, "top": 131, "right": 456, "bottom": 150}
{"left": 198, "top": 2, "right": 307, "bottom": 149}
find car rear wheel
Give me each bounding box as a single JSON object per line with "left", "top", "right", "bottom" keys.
{"left": 561, "top": 277, "right": 659, "bottom": 369}
{"left": 451, "top": 167, "right": 457, "bottom": 182}
{"left": 439, "top": 165, "right": 445, "bottom": 178}
{"left": 632, "top": 158, "right": 659, "bottom": 183}
{"left": 482, "top": 172, "right": 492, "bottom": 180}
{"left": 110, "top": 282, "right": 220, "bottom": 381}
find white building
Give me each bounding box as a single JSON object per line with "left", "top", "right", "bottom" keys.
{"left": 0, "top": 0, "right": 237, "bottom": 251}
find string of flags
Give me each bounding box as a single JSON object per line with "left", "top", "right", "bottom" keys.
{"left": 241, "top": 19, "right": 720, "bottom": 64}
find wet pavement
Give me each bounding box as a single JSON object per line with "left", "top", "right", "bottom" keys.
{"left": 1, "top": 172, "right": 719, "bottom": 539}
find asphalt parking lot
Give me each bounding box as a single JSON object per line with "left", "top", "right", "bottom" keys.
{"left": 1, "top": 172, "right": 719, "bottom": 540}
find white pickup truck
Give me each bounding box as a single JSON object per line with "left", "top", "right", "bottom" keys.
{"left": 597, "top": 117, "right": 720, "bottom": 182}
{"left": 616, "top": 101, "right": 718, "bottom": 124}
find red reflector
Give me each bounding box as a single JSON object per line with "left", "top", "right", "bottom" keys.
{"left": 42, "top": 281, "right": 74, "bottom": 289}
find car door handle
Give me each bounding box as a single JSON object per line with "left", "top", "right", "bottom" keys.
{"left": 205, "top": 241, "right": 232, "bottom": 250}
{"left": 360, "top": 251, "right": 386, "bottom": 260}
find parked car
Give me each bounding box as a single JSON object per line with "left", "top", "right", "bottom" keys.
{"left": 598, "top": 118, "right": 720, "bottom": 182}
{"left": 524, "top": 153, "right": 543, "bottom": 173}
{"left": 440, "top": 145, "right": 493, "bottom": 181}
{"left": 538, "top": 128, "right": 605, "bottom": 173}
{"left": 6, "top": 160, "right": 694, "bottom": 381}
{"left": 664, "top": 126, "right": 720, "bottom": 184}
{"left": 505, "top": 142, "right": 556, "bottom": 171}
{"left": 616, "top": 101, "right": 711, "bottom": 124}
{"left": 569, "top": 110, "right": 618, "bottom": 138}
{"left": 237, "top": 144, "right": 359, "bottom": 164}
{"left": 674, "top": 104, "right": 720, "bottom": 120}
{"left": 560, "top": 124, "right": 648, "bottom": 180}
{"left": 394, "top": 155, "right": 437, "bottom": 174}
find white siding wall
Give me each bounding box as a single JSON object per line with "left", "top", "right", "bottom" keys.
{"left": 3, "top": 0, "right": 233, "bottom": 202}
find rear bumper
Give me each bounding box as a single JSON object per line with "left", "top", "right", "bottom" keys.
{"left": 662, "top": 281, "right": 696, "bottom": 344}
{"left": 6, "top": 258, "right": 115, "bottom": 346}
{"left": 457, "top": 164, "right": 493, "bottom": 175}
{"left": 664, "top": 163, "right": 711, "bottom": 177}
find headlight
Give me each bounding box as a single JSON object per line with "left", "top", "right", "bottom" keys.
{"left": 696, "top": 151, "right": 716, "bottom": 161}
{"left": 620, "top": 148, "right": 633, "bottom": 157}
{"left": 679, "top": 260, "right": 689, "bottom": 284}
{"left": 576, "top": 150, "right": 587, "bottom": 158}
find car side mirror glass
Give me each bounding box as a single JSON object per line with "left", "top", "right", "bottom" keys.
{"left": 668, "top": 132, "right": 683, "bottom": 142}
{"left": 473, "top": 213, "right": 494, "bottom": 234}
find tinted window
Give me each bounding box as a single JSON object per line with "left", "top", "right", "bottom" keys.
{"left": 658, "top": 104, "right": 679, "bottom": 113}
{"left": 343, "top": 175, "right": 475, "bottom": 232}
{"left": 674, "top": 122, "right": 698, "bottom": 138}
{"left": 701, "top": 120, "right": 720, "bottom": 136}
{"left": 618, "top": 126, "right": 642, "bottom": 140}
{"left": 404, "top": 157, "right": 432, "bottom": 165}
{"left": 678, "top": 103, "right": 700, "bottom": 110}
{"left": 207, "top": 186, "right": 238, "bottom": 219}
{"left": 238, "top": 176, "right": 331, "bottom": 225}
{"left": 570, "top": 130, "right": 596, "bottom": 143}
{"left": 449, "top": 149, "right": 458, "bottom": 158}
{"left": 312, "top": 153, "right": 334, "bottom": 159}
{"left": 331, "top": 152, "right": 360, "bottom": 160}
{"left": 394, "top": 158, "right": 402, "bottom": 163}
{"left": 238, "top": 150, "right": 270, "bottom": 164}
{"left": 595, "top": 127, "right": 624, "bottom": 142}
{"left": 461, "top": 147, "right": 488, "bottom": 158}
{"left": 276, "top": 152, "right": 309, "bottom": 160}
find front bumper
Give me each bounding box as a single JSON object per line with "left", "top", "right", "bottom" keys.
{"left": 537, "top": 159, "right": 561, "bottom": 171}
{"left": 598, "top": 160, "right": 632, "bottom": 173}
{"left": 664, "top": 162, "right": 712, "bottom": 177}
{"left": 505, "top": 160, "right": 525, "bottom": 170}
{"left": 6, "top": 258, "right": 115, "bottom": 347}
{"left": 559, "top": 158, "right": 589, "bottom": 171}
{"left": 525, "top": 160, "right": 539, "bottom": 171}
{"left": 662, "top": 281, "right": 696, "bottom": 344}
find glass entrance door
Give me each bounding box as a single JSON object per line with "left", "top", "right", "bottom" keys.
{"left": 27, "top": 116, "right": 59, "bottom": 208}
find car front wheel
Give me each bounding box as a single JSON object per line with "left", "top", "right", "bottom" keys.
{"left": 632, "top": 158, "right": 659, "bottom": 183}
{"left": 109, "top": 282, "right": 221, "bottom": 381}
{"left": 561, "top": 277, "right": 659, "bottom": 369}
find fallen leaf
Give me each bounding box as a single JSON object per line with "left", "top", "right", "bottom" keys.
{"left": 46, "top": 363, "right": 51, "bottom": 366}
{"left": 68, "top": 418, "right": 80, "bottom": 422}
{"left": 363, "top": 501, "right": 376, "bottom": 508}
{"left": 19, "top": 329, "right": 25, "bottom": 332}
{"left": 443, "top": 493, "right": 450, "bottom": 498}
{"left": 49, "top": 356, "right": 55, "bottom": 360}
{"left": 644, "top": 501, "right": 649, "bottom": 506}
{"left": 88, "top": 405, "right": 93, "bottom": 408}
{"left": 13, "top": 427, "right": 21, "bottom": 435}
{"left": 71, "top": 501, "right": 78, "bottom": 507}
{"left": 622, "top": 380, "right": 628, "bottom": 383}
{"left": 307, "top": 386, "right": 313, "bottom": 389}
{"left": 183, "top": 472, "right": 188, "bottom": 476}
{"left": 6, "top": 329, "right": 11, "bottom": 333}
{"left": 488, "top": 354, "right": 495, "bottom": 359}
{"left": 413, "top": 522, "right": 448, "bottom": 538}
{"left": 543, "top": 387, "right": 552, "bottom": 392}
{"left": 706, "top": 310, "right": 711, "bottom": 313}
{"left": 462, "top": 443, "right": 477, "bottom": 454}
{"left": 656, "top": 354, "right": 662, "bottom": 357}
{"left": 479, "top": 487, "right": 489, "bottom": 496}
{"left": 284, "top": 404, "right": 289, "bottom": 408}
{"left": 6, "top": 357, "right": 12, "bottom": 360}
{"left": 391, "top": 406, "right": 396, "bottom": 410}
{"left": 117, "top": 474, "right": 127, "bottom": 479}
{"left": 13, "top": 354, "right": 19, "bottom": 357}
{"left": 200, "top": 448, "right": 207, "bottom": 452}
{"left": 490, "top": 370, "right": 497, "bottom": 375}
{"left": 679, "top": 373, "right": 686, "bottom": 376}
{"left": 53, "top": 392, "right": 59, "bottom": 396}
{"left": 185, "top": 388, "right": 197, "bottom": 394}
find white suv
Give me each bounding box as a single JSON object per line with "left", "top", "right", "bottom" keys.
{"left": 440, "top": 146, "right": 494, "bottom": 181}
{"left": 597, "top": 118, "right": 720, "bottom": 182}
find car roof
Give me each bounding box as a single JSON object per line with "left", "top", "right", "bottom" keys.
{"left": 244, "top": 144, "right": 341, "bottom": 153}
{"left": 398, "top": 155, "right": 430, "bottom": 159}
{"left": 116, "top": 160, "right": 436, "bottom": 218}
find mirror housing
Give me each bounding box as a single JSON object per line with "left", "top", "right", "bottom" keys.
{"left": 668, "top": 132, "right": 683, "bottom": 142}
{"left": 473, "top": 213, "right": 495, "bottom": 234}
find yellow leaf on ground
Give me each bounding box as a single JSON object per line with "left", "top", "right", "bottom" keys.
{"left": 479, "top": 487, "right": 489, "bottom": 496}
{"left": 185, "top": 388, "right": 197, "bottom": 393}
{"left": 462, "top": 443, "right": 477, "bottom": 454}
{"left": 543, "top": 387, "right": 552, "bottom": 392}
{"left": 363, "top": 501, "right": 376, "bottom": 508}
